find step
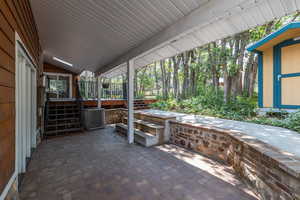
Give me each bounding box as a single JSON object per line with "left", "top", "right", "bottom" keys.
{"left": 48, "top": 108, "right": 80, "bottom": 111}
{"left": 45, "top": 127, "right": 82, "bottom": 136}
{"left": 45, "top": 123, "right": 81, "bottom": 131}
{"left": 48, "top": 112, "right": 80, "bottom": 116}
{"left": 48, "top": 107, "right": 80, "bottom": 111}
{"left": 123, "top": 118, "right": 164, "bottom": 135}
{"left": 115, "top": 123, "right": 159, "bottom": 147}
{"left": 48, "top": 110, "right": 80, "bottom": 115}
{"left": 46, "top": 122, "right": 81, "bottom": 128}
{"left": 48, "top": 104, "right": 78, "bottom": 108}
{"left": 122, "top": 113, "right": 168, "bottom": 125}
{"left": 47, "top": 117, "right": 80, "bottom": 122}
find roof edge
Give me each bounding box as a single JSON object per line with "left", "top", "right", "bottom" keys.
{"left": 247, "top": 22, "right": 300, "bottom": 52}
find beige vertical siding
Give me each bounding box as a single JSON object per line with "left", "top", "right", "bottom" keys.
{"left": 281, "top": 44, "right": 300, "bottom": 106}
{"left": 262, "top": 48, "right": 273, "bottom": 107}
{"left": 281, "top": 44, "right": 300, "bottom": 74}
{"left": 281, "top": 77, "right": 300, "bottom": 105}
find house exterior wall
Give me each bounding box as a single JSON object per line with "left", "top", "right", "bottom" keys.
{"left": 0, "top": 0, "right": 42, "bottom": 198}
{"left": 44, "top": 63, "right": 79, "bottom": 98}
{"left": 262, "top": 48, "right": 273, "bottom": 108}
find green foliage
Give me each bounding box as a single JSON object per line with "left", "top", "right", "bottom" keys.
{"left": 151, "top": 87, "right": 300, "bottom": 133}
{"left": 140, "top": 12, "right": 300, "bottom": 133}
{"left": 151, "top": 87, "right": 257, "bottom": 121}
{"left": 249, "top": 111, "right": 300, "bottom": 133}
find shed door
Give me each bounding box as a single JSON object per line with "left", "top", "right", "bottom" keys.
{"left": 278, "top": 42, "right": 300, "bottom": 108}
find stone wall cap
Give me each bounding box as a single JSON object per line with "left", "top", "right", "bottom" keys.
{"left": 135, "top": 110, "right": 181, "bottom": 120}
{"left": 169, "top": 119, "right": 300, "bottom": 178}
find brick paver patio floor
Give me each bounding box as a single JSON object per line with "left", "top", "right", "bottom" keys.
{"left": 20, "top": 126, "right": 258, "bottom": 200}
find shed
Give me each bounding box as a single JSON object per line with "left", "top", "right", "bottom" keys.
{"left": 247, "top": 22, "right": 300, "bottom": 110}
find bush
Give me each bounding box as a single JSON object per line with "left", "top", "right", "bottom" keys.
{"left": 151, "top": 87, "right": 257, "bottom": 121}
{"left": 249, "top": 111, "right": 300, "bottom": 132}
{"left": 150, "top": 87, "right": 300, "bottom": 133}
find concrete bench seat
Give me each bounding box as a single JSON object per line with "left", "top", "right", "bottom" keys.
{"left": 116, "top": 123, "right": 159, "bottom": 147}
{"left": 123, "top": 117, "right": 164, "bottom": 135}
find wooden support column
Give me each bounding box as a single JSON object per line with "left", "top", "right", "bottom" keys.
{"left": 127, "top": 59, "right": 134, "bottom": 144}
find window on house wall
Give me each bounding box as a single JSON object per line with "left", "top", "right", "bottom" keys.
{"left": 45, "top": 73, "right": 72, "bottom": 99}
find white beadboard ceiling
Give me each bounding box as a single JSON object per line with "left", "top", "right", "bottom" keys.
{"left": 30, "top": 0, "right": 208, "bottom": 73}
{"left": 31, "top": 0, "right": 300, "bottom": 76}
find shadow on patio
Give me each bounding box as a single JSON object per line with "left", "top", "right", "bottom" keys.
{"left": 20, "top": 126, "right": 257, "bottom": 200}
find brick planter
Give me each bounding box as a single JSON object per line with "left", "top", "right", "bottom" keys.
{"left": 104, "top": 108, "right": 126, "bottom": 124}
{"left": 169, "top": 120, "right": 300, "bottom": 200}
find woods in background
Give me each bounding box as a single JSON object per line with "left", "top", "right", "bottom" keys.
{"left": 134, "top": 13, "right": 299, "bottom": 102}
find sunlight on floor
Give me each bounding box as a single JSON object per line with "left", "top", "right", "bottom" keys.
{"left": 157, "top": 144, "right": 257, "bottom": 199}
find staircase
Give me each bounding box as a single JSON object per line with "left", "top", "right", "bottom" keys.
{"left": 115, "top": 110, "right": 177, "bottom": 147}
{"left": 44, "top": 101, "right": 82, "bottom": 137}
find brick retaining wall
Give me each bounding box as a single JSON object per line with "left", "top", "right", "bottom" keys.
{"left": 105, "top": 109, "right": 126, "bottom": 125}
{"left": 169, "top": 120, "right": 300, "bottom": 200}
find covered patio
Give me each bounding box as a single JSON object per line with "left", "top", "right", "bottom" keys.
{"left": 20, "top": 126, "right": 256, "bottom": 200}
{"left": 29, "top": 0, "right": 300, "bottom": 144}
{"left": 1, "top": 1, "right": 300, "bottom": 200}
{"left": 30, "top": 0, "right": 300, "bottom": 146}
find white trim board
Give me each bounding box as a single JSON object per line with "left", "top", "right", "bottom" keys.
{"left": 0, "top": 172, "right": 17, "bottom": 200}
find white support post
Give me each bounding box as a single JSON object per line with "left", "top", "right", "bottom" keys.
{"left": 97, "top": 76, "right": 102, "bottom": 108}
{"left": 127, "top": 59, "right": 134, "bottom": 144}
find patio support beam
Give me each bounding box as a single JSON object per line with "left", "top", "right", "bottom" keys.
{"left": 127, "top": 59, "right": 134, "bottom": 144}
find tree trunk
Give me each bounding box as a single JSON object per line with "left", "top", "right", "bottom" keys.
{"left": 153, "top": 62, "right": 160, "bottom": 96}
{"left": 243, "top": 52, "right": 255, "bottom": 96}
{"left": 190, "top": 67, "right": 196, "bottom": 96}
{"left": 224, "top": 71, "right": 232, "bottom": 103}
{"left": 249, "top": 56, "right": 258, "bottom": 97}
{"left": 166, "top": 59, "right": 172, "bottom": 96}
{"left": 190, "top": 50, "right": 197, "bottom": 96}
{"left": 172, "top": 55, "right": 181, "bottom": 99}
{"left": 134, "top": 70, "right": 138, "bottom": 98}
{"left": 139, "top": 67, "right": 147, "bottom": 97}
{"left": 220, "top": 39, "right": 231, "bottom": 103}
{"left": 181, "top": 51, "right": 192, "bottom": 99}
{"left": 208, "top": 42, "right": 219, "bottom": 91}
{"left": 160, "top": 60, "right": 168, "bottom": 100}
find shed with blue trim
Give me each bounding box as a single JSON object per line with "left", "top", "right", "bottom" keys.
{"left": 247, "top": 22, "right": 300, "bottom": 110}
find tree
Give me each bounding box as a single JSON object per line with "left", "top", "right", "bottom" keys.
{"left": 181, "top": 50, "right": 194, "bottom": 98}
{"left": 172, "top": 54, "right": 182, "bottom": 99}
{"left": 160, "top": 60, "right": 169, "bottom": 99}
{"left": 130, "top": 11, "right": 297, "bottom": 104}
